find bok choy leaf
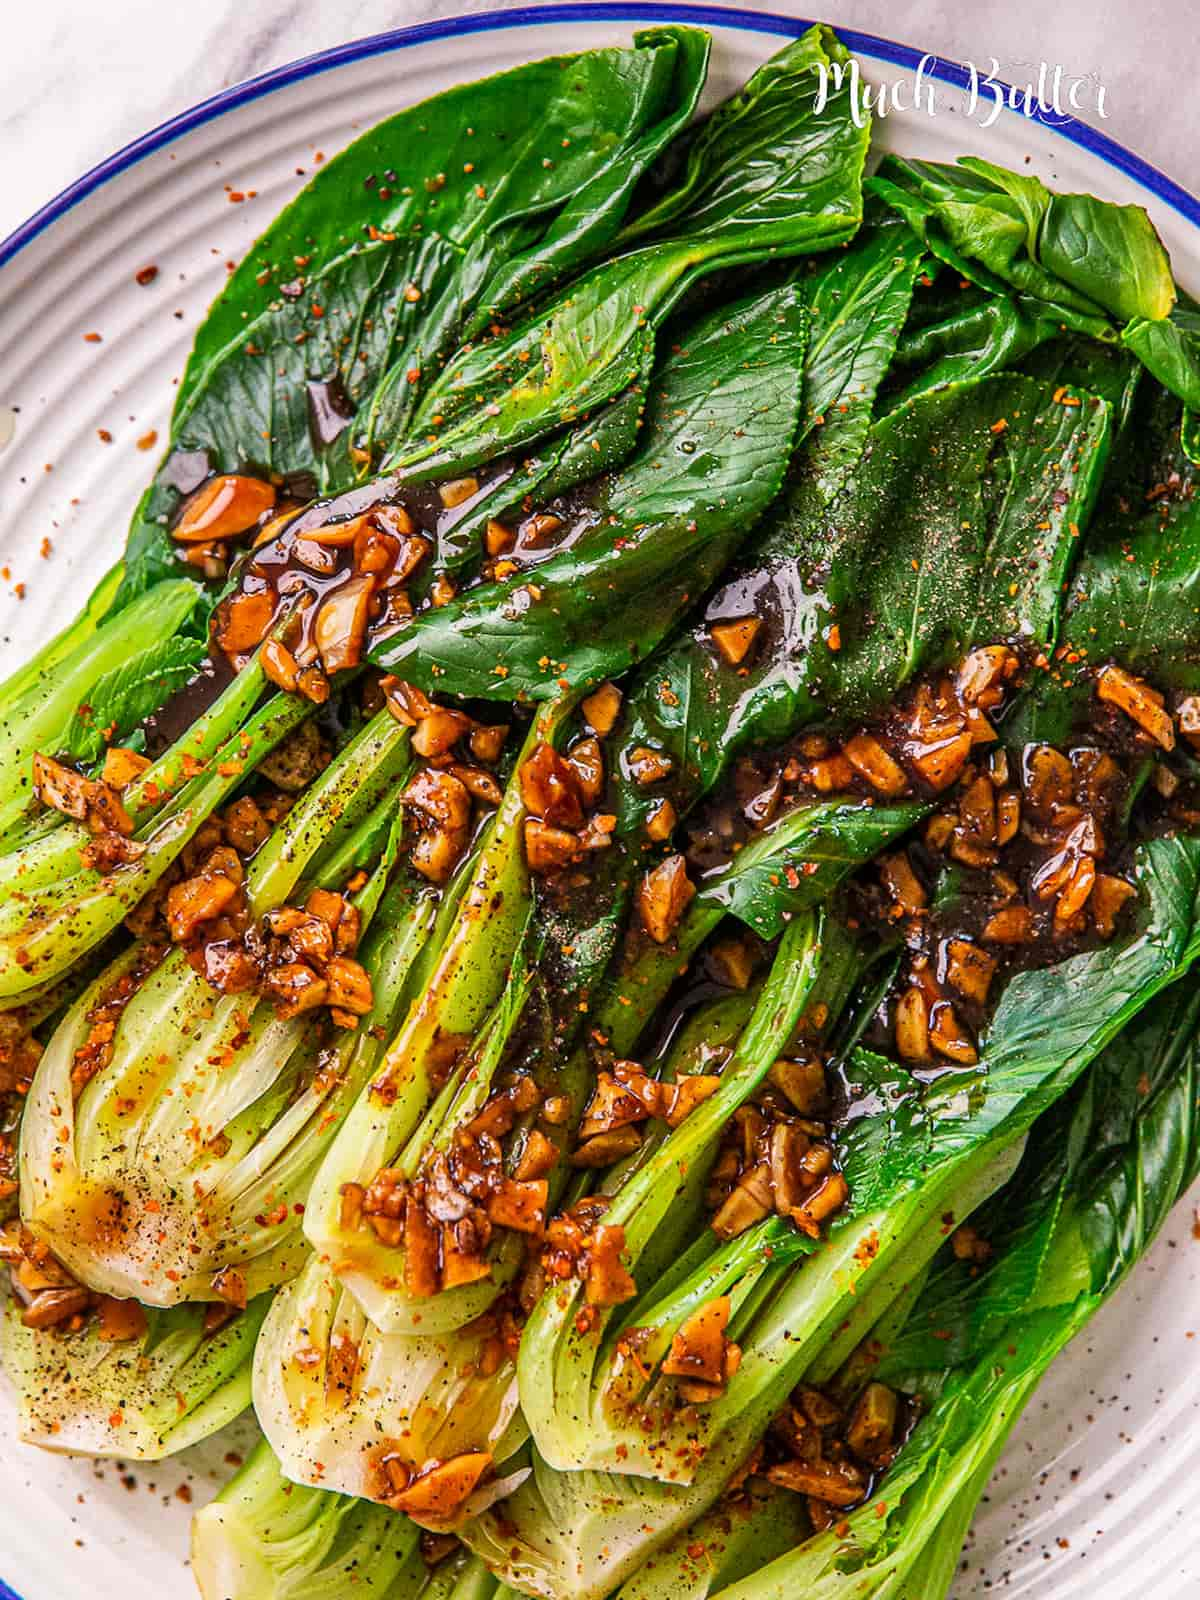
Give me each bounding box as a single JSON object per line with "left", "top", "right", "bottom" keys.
{"left": 703, "top": 984, "right": 1200, "bottom": 1600}
{"left": 371, "top": 280, "right": 809, "bottom": 700}
{"left": 465, "top": 830, "right": 1200, "bottom": 1597}
{"left": 116, "top": 30, "right": 712, "bottom": 608}
{"left": 614, "top": 370, "right": 1111, "bottom": 831}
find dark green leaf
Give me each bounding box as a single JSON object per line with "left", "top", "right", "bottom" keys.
{"left": 867, "top": 983, "right": 1200, "bottom": 1387}
{"left": 1040, "top": 190, "right": 1176, "bottom": 323}
{"left": 869, "top": 156, "right": 1112, "bottom": 329}
{"left": 432, "top": 390, "right": 646, "bottom": 573}
{"left": 113, "top": 30, "right": 710, "bottom": 609}
{"left": 695, "top": 799, "right": 926, "bottom": 938}
{"left": 370, "top": 280, "right": 808, "bottom": 697}
{"left": 1011, "top": 384, "right": 1200, "bottom": 744}
{"left": 886, "top": 278, "right": 1103, "bottom": 408}
{"left": 1123, "top": 301, "right": 1200, "bottom": 410}
{"left": 615, "top": 372, "right": 1111, "bottom": 830}
{"left": 619, "top": 24, "right": 867, "bottom": 248}
{"left": 799, "top": 212, "right": 926, "bottom": 503}
{"left": 63, "top": 636, "right": 207, "bottom": 765}
{"left": 395, "top": 26, "right": 869, "bottom": 477}
{"left": 870, "top": 154, "right": 1173, "bottom": 328}
{"left": 839, "top": 831, "right": 1200, "bottom": 1218}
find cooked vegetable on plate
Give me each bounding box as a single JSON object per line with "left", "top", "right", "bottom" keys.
{"left": 4, "top": 23, "right": 1200, "bottom": 1600}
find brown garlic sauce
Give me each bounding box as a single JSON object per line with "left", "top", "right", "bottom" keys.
{"left": 209, "top": 457, "right": 601, "bottom": 672}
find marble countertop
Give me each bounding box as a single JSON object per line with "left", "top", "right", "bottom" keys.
{"left": 0, "top": 0, "right": 1195, "bottom": 244}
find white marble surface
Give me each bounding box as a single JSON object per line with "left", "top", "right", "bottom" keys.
{"left": 0, "top": 0, "right": 1195, "bottom": 244}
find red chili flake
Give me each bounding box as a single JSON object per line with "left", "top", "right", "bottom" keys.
{"left": 83, "top": 332, "right": 102, "bottom": 343}
{"left": 97, "top": 429, "right": 113, "bottom": 444}
{"left": 136, "top": 430, "right": 158, "bottom": 452}
{"left": 39, "top": 537, "right": 52, "bottom": 559}
{"left": 135, "top": 265, "right": 158, "bottom": 286}
{"left": 227, "top": 191, "right": 246, "bottom": 203}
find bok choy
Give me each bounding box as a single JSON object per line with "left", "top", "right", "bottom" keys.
{"left": 4, "top": 25, "right": 1200, "bottom": 1600}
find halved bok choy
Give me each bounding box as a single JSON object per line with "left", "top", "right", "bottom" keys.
{"left": 18, "top": 709, "right": 433, "bottom": 1303}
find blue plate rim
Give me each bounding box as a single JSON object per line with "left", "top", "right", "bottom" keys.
{"left": 1, "top": 0, "right": 1199, "bottom": 276}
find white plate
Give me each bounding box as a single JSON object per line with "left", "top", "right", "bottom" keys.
{"left": 1, "top": 8, "right": 1198, "bottom": 1598}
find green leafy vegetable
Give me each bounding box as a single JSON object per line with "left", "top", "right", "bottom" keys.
{"left": 798, "top": 209, "right": 927, "bottom": 503}
{"left": 191, "top": 1439, "right": 423, "bottom": 1600}
{"left": 870, "top": 154, "right": 1173, "bottom": 325}
{"left": 0, "top": 580, "right": 199, "bottom": 842}
{"left": 396, "top": 26, "right": 868, "bottom": 477}
{"left": 63, "top": 635, "right": 206, "bottom": 765}
{"left": 1124, "top": 298, "right": 1200, "bottom": 412}
{"left": 466, "top": 830, "right": 1200, "bottom": 1598}
{"left": 18, "top": 715, "right": 426, "bottom": 1302}
{"left": 303, "top": 706, "right": 563, "bottom": 1330}
{"left": 1011, "top": 382, "right": 1200, "bottom": 744}
{"left": 0, "top": 680, "right": 313, "bottom": 1007}
{"left": 2, "top": 1292, "right": 268, "bottom": 1459}
{"left": 8, "top": 29, "right": 1200, "bottom": 1600}
{"left": 694, "top": 798, "right": 926, "bottom": 939}
{"left": 707, "top": 986, "right": 1200, "bottom": 1600}
{"left": 372, "top": 281, "right": 808, "bottom": 700}
{"left": 116, "top": 30, "right": 711, "bottom": 607}
{"left": 615, "top": 371, "right": 1110, "bottom": 829}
